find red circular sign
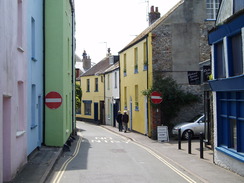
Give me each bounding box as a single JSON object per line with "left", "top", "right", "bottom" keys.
{"left": 151, "top": 91, "right": 163, "bottom": 104}
{"left": 45, "top": 91, "right": 62, "bottom": 109}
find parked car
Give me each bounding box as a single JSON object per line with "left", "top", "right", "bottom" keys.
{"left": 172, "top": 114, "right": 205, "bottom": 140}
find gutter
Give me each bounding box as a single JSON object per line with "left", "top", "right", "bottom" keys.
{"left": 118, "top": 34, "right": 148, "bottom": 54}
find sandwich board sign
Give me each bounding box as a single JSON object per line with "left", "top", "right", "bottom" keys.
{"left": 157, "top": 126, "right": 169, "bottom": 142}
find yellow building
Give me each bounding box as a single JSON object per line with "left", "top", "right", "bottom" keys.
{"left": 119, "top": 33, "right": 153, "bottom": 136}
{"left": 76, "top": 56, "right": 111, "bottom": 124}
{"left": 119, "top": 1, "right": 212, "bottom": 138}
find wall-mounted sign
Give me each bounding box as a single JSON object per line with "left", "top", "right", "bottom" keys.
{"left": 151, "top": 91, "right": 163, "bottom": 104}
{"left": 45, "top": 91, "right": 62, "bottom": 109}
{"left": 188, "top": 71, "right": 201, "bottom": 85}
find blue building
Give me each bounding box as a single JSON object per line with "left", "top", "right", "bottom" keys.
{"left": 208, "top": 0, "right": 244, "bottom": 176}
{"left": 27, "top": 0, "right": 44, "bottom": 155}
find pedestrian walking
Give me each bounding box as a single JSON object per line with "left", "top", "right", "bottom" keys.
{"left": 116, "top": 111, "right": 123, "bottom": 132}
{"left": 122, "top": 110, "right": 129, "bottom": 133}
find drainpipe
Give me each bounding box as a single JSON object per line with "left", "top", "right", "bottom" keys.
{"left": 43, "top": 0, "right": 46, "bottom": 145}
{"left": 146, "top": 35, "right": 149, "bottom": 136}
{"left": 69, "top": 0, "right": 75, "bottom": 135}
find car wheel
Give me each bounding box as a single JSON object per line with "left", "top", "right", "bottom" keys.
{"left": 182, "top": 130, "right": 193, "bottom": 140}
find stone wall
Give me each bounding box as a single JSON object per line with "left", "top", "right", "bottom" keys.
{"left": 149, "top": 10, "right": 215, "bottom": 130}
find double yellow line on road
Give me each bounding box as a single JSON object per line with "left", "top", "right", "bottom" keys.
{"left": 52, "top": 136, "right": 82, "bottom": 183}
{"left": 131, "top": 141, "right": 197, "bottom": 183}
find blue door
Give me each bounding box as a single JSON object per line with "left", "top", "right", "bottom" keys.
{"left": 94, "top": 103, "right": 98, "bottom": 121}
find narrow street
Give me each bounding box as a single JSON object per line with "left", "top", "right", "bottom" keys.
{"left": 46, "top": 122, "right": 202, "bottom": 183}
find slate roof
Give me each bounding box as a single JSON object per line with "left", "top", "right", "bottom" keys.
{"left": 119, "top": 0, "right": 184, "bottom": 53}
{"left": 81, "top": 56, "right": 111, "bottom": 77}
{"left": 104, "top": 61, "right": 119, "bottom": 74}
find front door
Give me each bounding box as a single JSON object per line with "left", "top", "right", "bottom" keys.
{"left": 94, "top": 103, "right": 98, "bottom": 122}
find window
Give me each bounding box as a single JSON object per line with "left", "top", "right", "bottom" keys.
{"left": 84, "top": 102, "right": 91, "bottom": 115}
{"left": 143, "top": 42, "right": 148, "bottom": 70}
{"left": 86, "top": 79, "right": 90, "bottom": 92}
{"left": 17, "top": 0, "right": 23, "bottom": 50}
{"left": 229, "top": 34, "right": 243, "bottom": 77}
{"left": 107, "top": 74, "right": 110, "bottom": 90}
{"left": 217, "top": 92, "right": 244, "bottom": 154}
{"left": 95, "top": 78, "right": 98, "bottom": 92}
{"left": 114, "top": 72, "right": 117, "bottom": 89}
{"left": 206, "top": 0, "right": 220, "bottom": 20}
{"left": 18, "top": 81, "right": 24, "bottom": 131}
{"left": 215, "top": 41, "right": 226, "bottom": 78}
{"left": 124, "top": 54, "right": 127, "bottom": 76}
{"left": 234, "top": 0, "right": 244, "bottom": 13}
{"left": 134, "top": 47, "right": 138, "bottom": 73}
{"left": 31, "top": 84, "right": 36, "bottom": 129}
{"left": 230, "top": 118, "right": 237, "bottom": 150}
{"left": 135, "top": 85, "right": 139, "bottom": 110}
{"left": 31, "top": 17, "right": 36, "bottom": 61}
{"left": 124, "top": 87, "right": 127, "bottom": 109}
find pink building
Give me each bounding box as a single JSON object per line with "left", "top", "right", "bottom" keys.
{"left": 0, "top": 0, "right": 28, "bottom": 181}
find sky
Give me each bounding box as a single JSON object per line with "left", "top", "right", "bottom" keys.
{"left": 74, "top": 0, "right": 181, "bottom": 68}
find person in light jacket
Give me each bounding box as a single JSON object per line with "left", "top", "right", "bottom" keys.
{"left": 122, "top": 111, "right": 129, "bottom": 133}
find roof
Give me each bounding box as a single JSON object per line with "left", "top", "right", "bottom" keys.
{"left": 119, "top": 0, "right": 184, "bottom": 53}
{"left": 81, "top": 56, "right": 111, "bottom": 77}
{"left": 104, "top": 61, "right": 119, "bottom": 74}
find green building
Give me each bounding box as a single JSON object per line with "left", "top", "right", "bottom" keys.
{"left": 44, "top": 0, "right": 75, "bottom": 146}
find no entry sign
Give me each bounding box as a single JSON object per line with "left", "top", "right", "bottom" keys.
{"left": 45, "top": 91, "right": 62, "bottom": 109}
{"left": 151, "top": 91, "right": 163, "bottom": 104}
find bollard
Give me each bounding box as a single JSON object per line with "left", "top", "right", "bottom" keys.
{"left": 200, "top": 132, "right": 204, "bottom": 159}
{"left": 188, "top": 130, "right": 192, "bottom": 154}
{"left": 178, "top": 128, "right": 181, "bottom": 150}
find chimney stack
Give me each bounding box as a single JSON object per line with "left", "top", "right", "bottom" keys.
{"left": 82, "top": 50, "right": 91, "bottom": 71}
{"left": 149, "top": 6, "right": 160, "bottom": 25}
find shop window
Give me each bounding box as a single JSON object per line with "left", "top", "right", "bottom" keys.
{"left": 217, "top": 92, "right": 244, "bottom": 157}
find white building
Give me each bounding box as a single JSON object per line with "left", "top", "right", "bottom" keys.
{"left": 104, "top": 56, "right": 120, "bottom": 127}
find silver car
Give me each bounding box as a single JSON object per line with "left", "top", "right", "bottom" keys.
{"left": 172, "top": 115, "right": 205, "bottom": 139}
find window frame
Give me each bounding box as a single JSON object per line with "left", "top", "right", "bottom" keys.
{"left": 206, "top": 0, "right": 220, "bottom": 20}
{"left": 94, "top": 78, "right": 98, "bottom": 92}
{"left": 216, "top": 92, "right": 244, "bottom": 161}
{"left": 86, "top": 79, "right": 90, "bottom": 92}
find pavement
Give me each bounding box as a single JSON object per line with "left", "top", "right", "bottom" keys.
{"left": 10, "top": 123, "right": 244, "bottom": 183}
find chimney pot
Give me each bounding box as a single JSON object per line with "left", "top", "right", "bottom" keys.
{"left": 155, "top": 7, "right": 158, "bottom": 12}
{"left": 150, "top": 6, "right": 154, "bottom": 12}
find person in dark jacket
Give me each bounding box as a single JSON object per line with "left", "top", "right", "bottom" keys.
{"left": 122, "top": 110, "right": 129, "bottom": 133}
{"left": 116, "top": 111, "right": 123, "bottom": 131}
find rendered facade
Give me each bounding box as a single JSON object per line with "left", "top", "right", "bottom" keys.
{"left": 0, "top": 0, "right": 28, "bottom": 181}
{"left": 104, "top": 59, "right": 120, "bottom": 127}
{"left": 27, "top": 0, "right": 44, "bottom": 155}
{"left": 208, "top": 0, "right": 244, "bottom": 176}
{"left": 45, "top": 0, "right": 75, "bottom": 146}
{"left": 77, "top": 54, "right": 118, "bottom": 124}
{"left": 119, "top": 0, "right": 217, "bottom": 137}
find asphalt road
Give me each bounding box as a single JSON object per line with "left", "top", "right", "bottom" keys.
{"left": 46, "top": 122, "right": 203, "bottom": 183}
